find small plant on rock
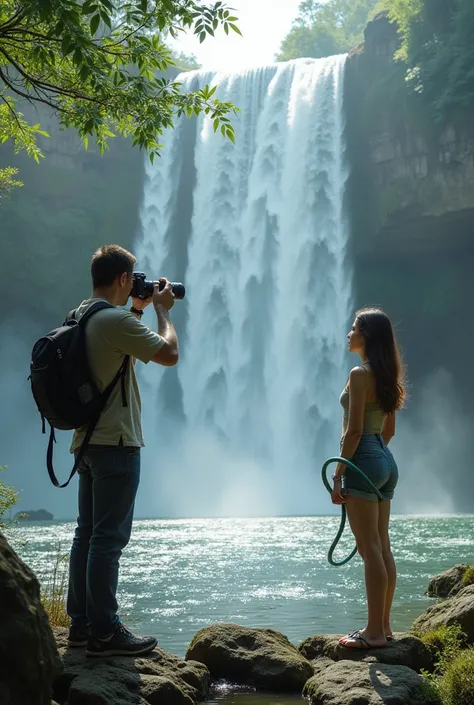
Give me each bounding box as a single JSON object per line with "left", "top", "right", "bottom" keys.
{"left": 437, "top": 648, "right": 474, "bottom": 705}
{"left": 417, "top": 624, "right": 466, "bottom": 676}
{"left": 41, "top": 542, "right": 70, "bottom": 628}
{"left": 461, "top": 565, "right": 474, "bottom": 587}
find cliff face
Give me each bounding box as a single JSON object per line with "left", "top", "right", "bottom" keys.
{"left": 0, "top": 102, "right": 145, "bottom": 327}
{"left": 345, "top": 12, "right": 474, "bottom": 259}
{"left": 344, "top": 12, "right": 474, "bottom": 418}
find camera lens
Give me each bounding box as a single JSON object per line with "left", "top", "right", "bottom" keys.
{"left": 158, "top": 280, "right": 186, "bottom": 300}
{"left": 171, "top": 283, "right": 186, "bottom": 300}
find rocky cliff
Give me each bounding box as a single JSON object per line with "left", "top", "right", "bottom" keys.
{"left": 345, "top": 11, "right": 474, "bottom": 260}
{"left": 344, "top": 12, "right": 474, "bottom": 424}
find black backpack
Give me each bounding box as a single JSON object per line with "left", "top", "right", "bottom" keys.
{"left": 30, "top": 301, "right": 130, "bottom": 488}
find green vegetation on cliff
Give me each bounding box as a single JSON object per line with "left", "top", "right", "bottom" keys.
{"left": 279, "top": 0, "right": 474, "bottom": 124}
{"left": 277, "top": 0, "right": 383, "bottom": 61}
{"left": 388, "top": 0, "right": 474, "bottom": 120}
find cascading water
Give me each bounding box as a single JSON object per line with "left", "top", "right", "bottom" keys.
{"left": 137, "top": 55, "right": 352, "bottom": 517}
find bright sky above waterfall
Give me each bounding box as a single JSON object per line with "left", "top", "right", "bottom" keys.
{"left": 170, "top": 0, "right": 304, "bottom": 70}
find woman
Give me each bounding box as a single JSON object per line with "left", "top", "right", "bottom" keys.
{"left": 332, "top": 307, "right": 406, "bottom": 649}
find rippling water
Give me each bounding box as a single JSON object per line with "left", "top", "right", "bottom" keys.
{"left": 13, "top": 514, "right": 474, "bottom": 702}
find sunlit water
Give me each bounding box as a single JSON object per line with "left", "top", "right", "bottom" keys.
{"left": 15, "top": 516, "right": 474, "bottom": 663}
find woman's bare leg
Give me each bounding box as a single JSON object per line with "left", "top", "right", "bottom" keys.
{"left": 343, "top": 496, "right": 388, "bottom": 646}
{"left": 378, "top": 499, "right": 396, "bottom": 637}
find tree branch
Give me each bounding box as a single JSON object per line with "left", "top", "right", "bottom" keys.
{"left": 0, "top": 9, "right": 27, "bottom": 33}
{"left": 0, "top": 47, "right": 108, "bottom": 106}
{"left": 0, "top": 67, "right": 65, "bottom": 113}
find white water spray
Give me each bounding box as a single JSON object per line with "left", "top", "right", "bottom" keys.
{"left": 137, "top": 56, "right": 352, "bottom": 516}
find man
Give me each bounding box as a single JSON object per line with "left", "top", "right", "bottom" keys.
{"left": 66, "top": 244, "right": 178, "bottom": 657}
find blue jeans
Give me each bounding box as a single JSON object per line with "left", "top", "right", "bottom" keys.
{"left": 67, "top": 445, "right": 140, "bottom": 637}
{"left": 343, "top": 434, "right": 398, "bottom": 502}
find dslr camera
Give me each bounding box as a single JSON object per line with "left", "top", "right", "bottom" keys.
{"left": 131, "top": 272, "right": 185, "bottom": 301}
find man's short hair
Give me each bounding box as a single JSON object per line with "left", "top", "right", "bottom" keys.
{"left": 91, "top": 245, "right": 137, "bottom": 288}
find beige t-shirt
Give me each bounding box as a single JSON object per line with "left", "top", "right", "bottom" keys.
{"left": 71, "top": 298, "right": 165, "bottom": 451}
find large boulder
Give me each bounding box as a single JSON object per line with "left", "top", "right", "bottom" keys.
{"left": 299, "top": 633, "right": 434, "bottom": 673}
{"left": 303, "top": 659, "right": 441, "bottom": 705}
{"left": 185, "top": 623, "right": 313, "bottom": 691}
{"left": 425, "top": 564, "right": 471, "bottom": 598}
{"left": 0, "top": 532, "right": 62, "bottom": 705}
{"left": 53, "top": 628, "right": 210, "bottom": 705}
{"left": 413, "top": 584, "right": 474, "bottom": 642}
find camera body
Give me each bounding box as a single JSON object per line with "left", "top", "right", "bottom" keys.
{"left": 131, "top": 272, "right": 185, "bottom": 300}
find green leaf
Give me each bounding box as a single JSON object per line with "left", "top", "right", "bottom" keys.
{"left": 200, "top": 31, "right": 206, "bottom": 43}
{"left": 100, "top": 10, "right": 112, "bottom": 28}
{"left": 224, "top": 22, "right": 229, "bottom": 35}
{"left": 229, "top": 23, "right": 242, "bottom": 36}
{"left": 213, "top": 117, "right": 219, "bottom": 132}
{"left": 90, "top": 13, "right": 100, "bottom": 35}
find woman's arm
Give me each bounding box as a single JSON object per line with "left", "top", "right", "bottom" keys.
{"left": 382, "top": 412, "right": 396, "bottom": 445}
{"left": 334, "top": 367, "right": 367, "bottom": 478}
{"left": 331, "top": 367, "right": 368, "bottom": 504}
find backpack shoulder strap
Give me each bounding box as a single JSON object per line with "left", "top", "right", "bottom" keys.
{"left": 63, "top": 309, "right": 77, "bottom": 325}
{"left": 77, "top": 300, "right": 115, "bottom": 327}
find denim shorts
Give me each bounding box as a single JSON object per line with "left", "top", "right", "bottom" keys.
{"left": 341, "top": 434, "right": 398, "bottom": 502}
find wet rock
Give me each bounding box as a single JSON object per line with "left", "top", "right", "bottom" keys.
{"left": 53, "top": 627, "right": 209, "bottom": 705}
{"left": 303, "top": 659, "right": 441, "bottom": 705}
{"left": 186, "top": 623, "right": 313, "bottom": 691}
{"left": 426, "top": 564, "right": 471, "bottom": 598}
{"left": 413, "top": 584, "right": 474, "bottom": 643}
{"left": 0, "top": 532, "right": 62, "bottom": 705}
{"left": 298, "top": 633, "right": 434, "bottom": 673}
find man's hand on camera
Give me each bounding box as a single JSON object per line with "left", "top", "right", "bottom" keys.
{"left": 153, "top": 278, "right": 175, "bottom": 311}
{"left": 131, "top": 294, "right": 153, "bottom": 312}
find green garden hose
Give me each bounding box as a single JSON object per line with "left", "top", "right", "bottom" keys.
{"left": 321, "top": 457, "right": 383, "bottom": 566}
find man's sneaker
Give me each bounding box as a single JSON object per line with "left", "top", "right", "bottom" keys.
{"left": 67, "top": 626, "right": 89, "bottom": 647}
{"left": 85, "top": 624, "right": 157, "bottom": 657}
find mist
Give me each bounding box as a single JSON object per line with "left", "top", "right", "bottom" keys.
{"left": 0, "top": 312, "right": 469, "bottom": 521}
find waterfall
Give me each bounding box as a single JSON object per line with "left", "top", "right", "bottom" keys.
{"left": 136, "top": 56, "right": 352, "bottom": 517}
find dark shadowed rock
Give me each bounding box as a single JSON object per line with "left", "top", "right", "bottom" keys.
{"left": 413, "top": 584, "right": 474, "bottom": 642}
{"left": 298, "top": 633, "right": 434, "bottom": 673}
{"left": 425, "top": 564, "right": 471, "bottom": 598}
{"left": 53, "top": 627, "right": 210, "bottom": 705}
{"left": 0, "top": 532, "right": 62, "bottom": 705}
{"left": 303, "top": 659, "right": 441, "bottom": 705}
{"left": 185, "top": 623, "right": 313, "bottom": 691}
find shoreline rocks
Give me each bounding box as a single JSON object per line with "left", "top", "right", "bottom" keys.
{"left": 185, "top": 623, "right": 314, "bottom": 691}
{"left": 0, "top": 532, "right": 62, "bottom": 705}
{"left": 298, "top": 633, "right": 434, "bottom": 673}
{"left": 413, "top": 584, "right": 474, "bottom": 643}
{"left": 425, "top": 564, "right": 472, "bottom": 598}
{"left": 53, "top": 627, "right": 211, "bottom": 705}
{"left": 303, "top": 659, "right": 441, "bottom": 705}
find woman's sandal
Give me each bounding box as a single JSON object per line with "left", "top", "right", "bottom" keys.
{"left": 339, "top": 630, "right": 387, "bottom": 649}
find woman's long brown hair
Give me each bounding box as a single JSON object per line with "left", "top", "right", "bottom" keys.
{"left": 356, "top": 307, "right": 406, "bottom": 414}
